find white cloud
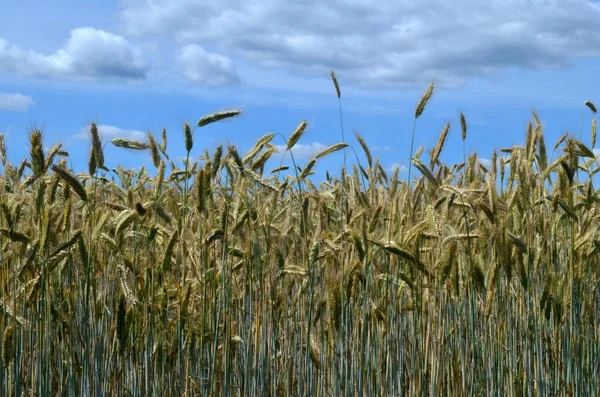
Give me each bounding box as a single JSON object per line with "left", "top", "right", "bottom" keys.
{"left": 73, "top": 124, "right": 146, "bottom": 141}
{"left": 594, "top": 148, "right": 600, "bottom": 158}
{"left": 120, "top": 0, "right": 600, "bottom": 88}
{"left": 479, "top": 157, "right": 492, "bottom": 168}
{"left": 178, "top": 44, "right": 240, "bottom": 86}
{"left": 386, "top": 162, "right": 407, "bottom": 173}
{"left": 373, "top": 145, "right": 394, "bottom": 152}
{"left": 0, "top": 93, "right": 34, "bottom": 111}
{"left": 273, "top": 142, "right": 328, "bottom": 160}
{"left": 0, "top": 28, "right": 148, "bottom": 81}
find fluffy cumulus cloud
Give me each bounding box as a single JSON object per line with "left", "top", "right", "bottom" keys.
{"left": 0, "top": 93, "right": 34, "bottom": 111}
{"left": 0, "top": 28, "right": 148, "bottom": 81}
{"left": 120, "top": 0, "right": 600, "bottom": 88}
{"left": 274, "top": 142, "right": 328, "bottom": 160}
{"left": 73, "top": 124, "right": 146, "bottom": 141}
{"left": 178, "top": 44, "right": 239, "bottom": 85}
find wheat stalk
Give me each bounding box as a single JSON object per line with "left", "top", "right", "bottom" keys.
{"left": 197, "top": 110, "right": 242, "bottom": 127}
{"left": 286, "top": 120, "right": 308, "bottom": 151}
{"left": 51, "top": 165, "right": 88, "bottom": 201}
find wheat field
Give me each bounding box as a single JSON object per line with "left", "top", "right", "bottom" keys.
{"left": 0, "top": 78, "right": 598, "bottom": 396}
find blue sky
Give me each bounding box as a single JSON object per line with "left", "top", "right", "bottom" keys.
{"left": 1, "top": 0, "right": 599, "bottom": 180}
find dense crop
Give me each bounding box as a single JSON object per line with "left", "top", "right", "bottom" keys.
{"left": 0, "top": 79, "right": 598, "bottom": 396}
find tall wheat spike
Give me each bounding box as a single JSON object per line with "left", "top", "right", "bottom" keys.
{"left": 415, "top": 83, "right": 434, "bottom": 119}
{"left": 584, "top": 101, "right": 597, "bottom": 114}
{"left": 90, "top": 122, "right": 104, "bottom": 168}
{"left": 147, "top": 133, "right": 161, "bottom": 169}
{"left": 408, "top": 82, "right": 435, "bottom": 183}
{"left": 51, "top": 165, "right": 87, "bottom": 201}
{"left": 287, "top": 120, "right": 308, "bottom": 151}
{"left": 197, "top": 110, "right": 243, "bottom": 127}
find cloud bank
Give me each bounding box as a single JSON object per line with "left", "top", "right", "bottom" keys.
{"left": 120, "top": 0, "right": 600, "bottom": 88}
{"left": 0, "top": 28, "right": 148, "bottom": 81}
{"left": 73, "top": 124, "right": 146, "bottom": 141}
{"left": 0, "top": 93, "right": 34, "bottom": 111}
{"left": 178, "top": 44, "right": 240, "bottom": 86}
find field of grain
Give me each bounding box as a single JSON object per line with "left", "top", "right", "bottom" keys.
{"left": 0, "top": 77, "right": 598, "bottom": 396}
